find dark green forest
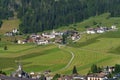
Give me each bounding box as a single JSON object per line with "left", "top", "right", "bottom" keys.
{"left": 0, "top": 0, "right": 120, "bottom": 33}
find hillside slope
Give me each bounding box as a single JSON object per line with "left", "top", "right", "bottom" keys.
{"left": 0, "top": 13, "right": 120, "bottom": 75}
{"left": 0, "top": 19, "right": 20, "bottom": 34}
{"left": 58, "top": 13, "right": 120, "bottom": 31}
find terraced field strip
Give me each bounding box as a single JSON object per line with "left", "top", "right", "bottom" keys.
{"left": 60, "top": 45, "right": 119, "bottom": 74}
{"left": 22, "top": 46, "right": 71, "bottom": 72}
{"left": 0, "top": 44, "right": 56, "bottom": 58}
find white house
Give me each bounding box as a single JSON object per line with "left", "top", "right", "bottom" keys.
{"left": 18, "top": 40, "right": 21, "bottom": 44}
{"left": 87, "top": 28, "right": 96, "bottom": 34}
{"left": 52, "top": 30, "right": 63, "bottom": 36}
{"left": 37, "top": 40, "right": 48, "bottom": 45}
{"left": 111, "top": 25, "right": 117, "bottom": 29}
{"left": 87, "top": 73, "right": 107, "bottom": 80}
{"left": 96, "top": 29, "right": 104, "bottom": 33}
{"left": 12, "top": 28, "right": 19, "bottom": 34}
{"left": 42, "top": 33, "right": 55, "bottom": 39}
{"left": 73, "top": 75, "right": 85, "bottom": 80}
{"left": 71, "top": 36, "right": 76, "bottom": 40}
{"left": 54, "top": 32, "right": 63, "bottom": 36}
{"left": 4, "top": 32, "right": 13, "bottom": 36}
{"left": 46, "top": 76, "right": 53, "bottom": 80}
{"left": 29, "top": 72, "right": 41, "bottom": 79}
{"left": 17, "top": 40, "right": 25, "bottom": 44}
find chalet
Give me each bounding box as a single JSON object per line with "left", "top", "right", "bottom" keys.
{"left": 29, "top": 72, "right": 41, "bottom": 79}
{"left": 51, "top": 30, "right": 63, "bottom": 36}
{"left": 108, "top": 67, "right": 115, "bottom": 73}
{"left": 87, "top": 27, "right": 105, "bottom": 34}
{"left": 63, "top": 30, "right": 78, "bottom": 36}
{"left": 4, "top": 28, "right": 19, "bottom": 36}
{"left": 58, "top": 75, "right": 73, "bottom": 80}
{"left": 96, "top": 29, "right": 104, "bottom": 33}
{"left": 55, "top": 38, "right": 62, "bottom": 44}
{"left": 71, "top": 33, "right": 80, "bottom": 41}
{"left": 86, "top": 28, "right": 96, "bottom": 34}
{"left": 42, "top": 33, "right": 55, "bottom": 39}
{"left": 87, "top": 73, "right": 107, "bottom": 80}
{"left": 46, "top": 76, "right": 53, "bottom": 80}
{"left": 44, "top": 70, "right": 53, "bottom": 80}
{"left": 4, "top": 32, "right": 13, "bottom": 36}
{"left": 0, "top": 74, "right": 39, "bottom": 80}
{"left": 27, "top": 38, "right": 36, "bottom": 43}
{"left": 54, "top": 32, "right": 63, "bottom": 36}
{"left": 111, "top": 25, "right": 117, "bottom": 30}
{"left": 36, "top": 40, "right": 48, "bottom": 45}
{"left": 17, "top": 40, "right": 21, "bottom": 44}
{"left": 72, "top": 74, "right": 86, "bottom": 80}
{"left": 12, "top": 28, "right": 19, "bottom": 34}
{"left": 103, "top": 66, "right": 115, "bottom": 74}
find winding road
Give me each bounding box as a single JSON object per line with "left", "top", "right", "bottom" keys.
{"left": 53, "top": 44, "right": 75, "bottom": 72}
{"left": 64, "top": 51, "right": 74, "bottom": 69}
{"left": 58, "top": 45, "right": 75, "bottom": 71}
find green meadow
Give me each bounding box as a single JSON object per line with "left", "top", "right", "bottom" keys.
{"left": 0, "top": 44, "right": 71, "bottom": 74}
{"left": 0, "top": 13, "right": 120, "bottom": 75}
{"left": 0, "top": 19, "right": 20, "bottom": 34}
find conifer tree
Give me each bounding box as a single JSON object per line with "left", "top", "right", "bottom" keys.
{"left": 72, "top": 65, "right": 78, "bottom": 74}
{"left": 4, "top": 46, "right": 8, "bottom": 50}
{"left": 91, "top": 64, "right": 98, "bottom": 73}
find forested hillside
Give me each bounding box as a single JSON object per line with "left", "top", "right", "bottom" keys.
{"left": 0, "top": 0, "right": 120, "bottom": 33}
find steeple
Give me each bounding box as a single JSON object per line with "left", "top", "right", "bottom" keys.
{"left": 52, "top": 29, "right": 55, "bottom": 34}
{"left": 16, "top": 64, "right": 22, "bottom": 72}
{"left": 15, "top": 59, "right": 22, "bottom": 72}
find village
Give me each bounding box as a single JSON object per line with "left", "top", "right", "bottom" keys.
{"left": 0, "top": 63, "right": 120, "bottom": 80}
{"left": 4, "top": 25, "right": 118, "bottom": 45}
{"left": 1, "top": 1, "right": 120, "bottom": 80}
{"left": 1, "top": 25, "right": 119, "bottom": 80}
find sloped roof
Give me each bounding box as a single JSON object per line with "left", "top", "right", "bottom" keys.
{"left": 87, "top": 73, "right": 106, "bottom": 78}
{"left": 0, "top": 75, "right": 39, "bottom": 80}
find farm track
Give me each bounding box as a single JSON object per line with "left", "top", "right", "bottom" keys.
{"left": 64, "top": 51, "right": 75, "bottom": 69}
{"left": 56, "top": 45, "right": 75, "bottom": 72}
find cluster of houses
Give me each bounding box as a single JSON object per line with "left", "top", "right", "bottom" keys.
{"left": 4, "top": 28, "right": 19, "bottom": 36}
{"left": 16, "top": 25, "right": 118, "bottom": 45}
{"left": 86, "top": 25, "right": 117, "bottom": 34}
{"left": 57, "top": 66, "right": 118, "bottom": 80}
{"left": 17, "top": 30, "right": 80, "bottom": 45}
{"left": 0, "top": 65, "right": 120, "bottom": 80}
{"left": 4, "top": 25, "right": 117, "bottom": 45}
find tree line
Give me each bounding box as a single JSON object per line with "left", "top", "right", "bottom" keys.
{"left": 0, "top": 0, "right": 120, "bottom": 33}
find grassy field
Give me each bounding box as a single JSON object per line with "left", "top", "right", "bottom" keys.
{"left": 0, "top": 44, "right": 71, "bottom": 74}
{"left": 1, "top": 33, "right": 119, "bottom": 75}
{"left": 0, "top": 19, "right": 20, "bottom": 34}
{"left": 0, "top": 13, "right": 120, "bottom": 75}
{"left": 57, "top": 13, "right": 120, "bottom": 31}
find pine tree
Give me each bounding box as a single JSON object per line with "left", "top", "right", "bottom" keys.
{"left": 72, "top": 65, "right": 78, "bottom": 74}
{"left": 62, "top": 34, "right": 67, "bottom": 44}
{"left": 114, "top": 64, "right": 120, "bottom": 73}
{"left": 52, "top": 74, "right": 61, "bottom": 80}
{"left": 0, "top": 70, "right": 6, "bottom": 75}
{"left": 4, "top": 46, "right": 8, "bottom": 50}
{"left": 91, "top": 64, "right": 98, "bottom": 73}
{"left": 0, "top": 20, "right": 3, "bottom": 28}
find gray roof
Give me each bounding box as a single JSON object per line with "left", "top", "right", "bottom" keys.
{"left": 0, "top": 75, "right": 39, "bottom": 80}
